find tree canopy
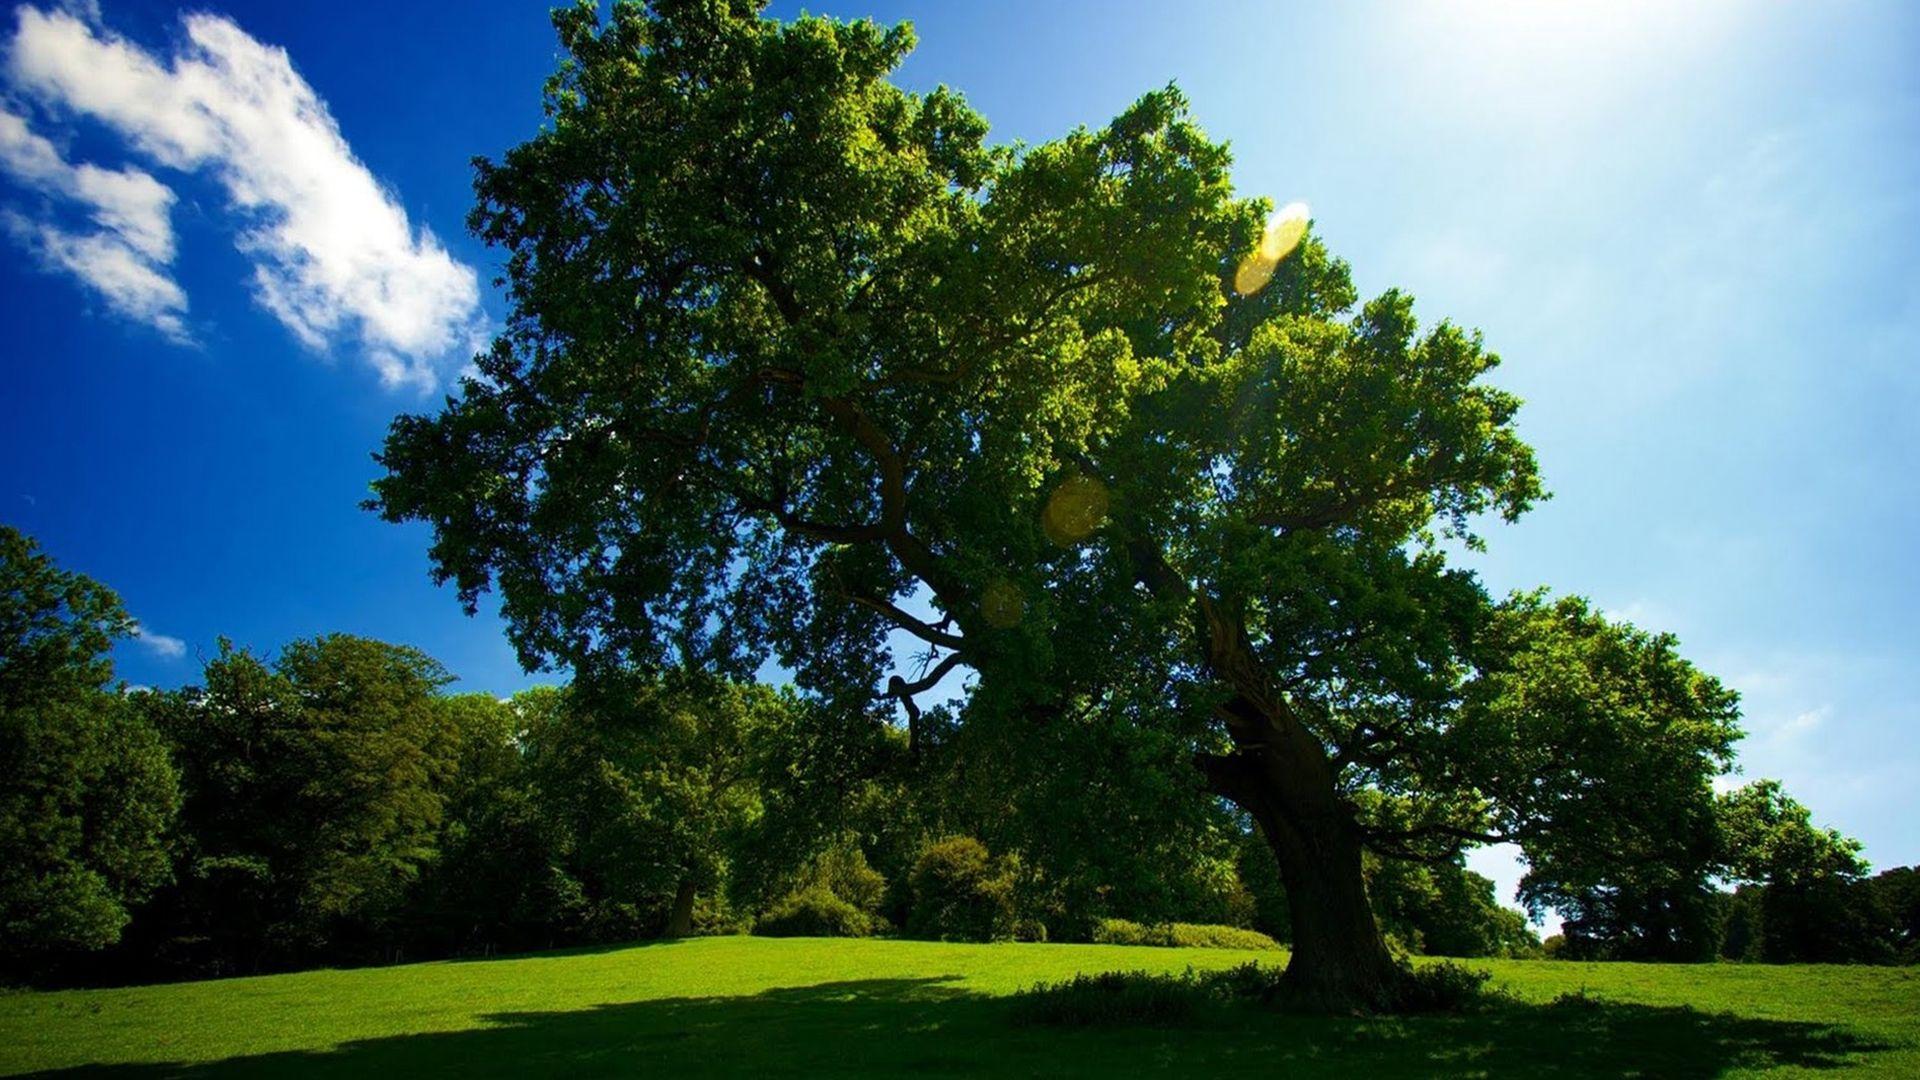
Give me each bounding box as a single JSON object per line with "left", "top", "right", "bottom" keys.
{"left": 135, "top": 635, "right": 457, "bottom": 969}
{"left": 372, "top": 0, "right": 1760, "bottom": 1008}
{"left": 0, "top": 526, "right": 177, "bottom": 959}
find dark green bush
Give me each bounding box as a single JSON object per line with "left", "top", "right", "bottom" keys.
{"left": 753, "top": 886, "right": 878, "bottom": 938}
{"left": 1393, "top": 960, "right": 1507, "bottom": 1013}
{"left": 1090, "top": 918, "right": 1280, "bottom": 950}
{"left": 907, "top": 837, "right": 1013, "bottom": 941}
{"left": 1014, "top": 959, "right": 1505, "bottom": 1026}
{"left": 1010, "top": 962, "right": 1284, "bottom": 1027}
{"left": 1010, "top": 970, "right": 1210, "bottom": 1028}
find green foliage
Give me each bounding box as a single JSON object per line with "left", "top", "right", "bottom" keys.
{"left": 1089, "top": 919, "right": 1278, "bottom": 951}
{"left": 1013, "top": 955, "right": 1501, "bottom": 1026}
{"left": 907, "top": 837, "right": 1014, "bottom": 942}
{"left": 1366, "top": 854, "right": 1541, "bottom": 959}
{"left": 754, "top": 886, "right": 879, "bottom": 938}
{"left": 1453, "top": 593, "right": 1740, "bottom": 962}
{"left": 1716, "top": 779, "right": 1881, "bottom": 964}
{"left": 1719, "top": 779, "right": 1868, "bottom": 886}
{"left": 1009, "top": 967, "right": 1242, "bottom": 1028}
{"left": 363, "top": 1, "right": 1775, "bottom": 1006}
{"left": 0, "top": 527, "right": 178, "bottom": 962}
{"left": 925, "top": 696, "right": 1252, "bottom": 940}
{"left": 1873, "top": 867, "right": 1920, "bottom": 963}
{"left": 803, "top": 843, "right": 888, "bottom": 916}
{"left": 403, "top": 693, "right": 580, "bottom": 955}
{"left": 755, "top": 842, "right": 889, "bottom": 938}
{"left": 1392, "top": 960, "right": 1506, "bottom": 1014}
{"left": 517, "top": 676, "right": 799, "bottom": 937}
{"left": 135, "top": 635, "right": 457, "bottom": 970}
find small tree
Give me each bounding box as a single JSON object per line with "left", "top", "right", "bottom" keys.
{"left": 0, "top": 527, "right": 177, "bottom": 964}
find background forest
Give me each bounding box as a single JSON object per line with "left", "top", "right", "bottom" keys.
{"left": 5, "top": 525, "right": 1914, "bottom": 987}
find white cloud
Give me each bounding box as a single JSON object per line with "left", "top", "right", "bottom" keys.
{"left": 4, "top": 5, "right": 484, "bottom": 389}
{"left": 1776, "top": 704, "right": 1830, "bottom": 739}
{"left": 130, "top": 622, "right": 186, "bottom": 660}
{"left": 0, "top": 104, "right": 185, "bottom": 338}
{"left": 1599, "top": 596, "right": 1683, "bottom": 634}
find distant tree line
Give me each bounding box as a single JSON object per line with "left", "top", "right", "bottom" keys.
{"left": 2, "top": 526, "right": 1911, "bottom": 985}
{"left": 1541, "top": 780, "right": 1919, "bottom": 965}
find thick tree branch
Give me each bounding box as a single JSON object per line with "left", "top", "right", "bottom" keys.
{"left": 825, "top": 589, "right": 965, "bottom": 650}
{"left": 887, "top": 650, "right": 969, "bottom": 699}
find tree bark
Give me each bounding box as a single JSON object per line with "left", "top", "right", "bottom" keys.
{"left": 1201, "top": 743, "right": 1402, "bottom": 1012}
{"left": 664, "top": 878, "right": 697, "bottom": 938}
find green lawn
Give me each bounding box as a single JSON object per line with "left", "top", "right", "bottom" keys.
{"left": 2, "top": 937, "right": 1915, "bottom": 1077}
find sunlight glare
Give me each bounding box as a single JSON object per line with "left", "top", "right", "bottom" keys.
{"left": 1041, "top": 473, "right": 1110, "bottom": 547}
{"left": 1234, "top": 201, "right": 1311, "bottom": 297}
{"left": 981, "top": 579, "right": 1025, "bottom": 629}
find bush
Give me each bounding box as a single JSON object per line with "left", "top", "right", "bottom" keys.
{"left": 1090, "top": 918, "right": 1280, "bottom": 951}
{"left": 907, "top": 837, "right": 1014, "bottom": 942}
{"left": 1010, "top": 962, "right": 1284, "bottom": 1028}
{"left": 1008, "top": 917, "right": 1049, "bottom": 943}
{"left": 753, "top": 886, "right": 879, "bottom": 938}
{"left": 1393, "top": 960, "right": 1508, "bottom": 1013}
{"left": 809, "top": 846, "right": 887, "bottom": 915}
{"left": 1015, "top": 959, "right": 1504, "bottom": 1026}
{"left": 1011, "top": 970, "right": 1210, "bottom": 1028}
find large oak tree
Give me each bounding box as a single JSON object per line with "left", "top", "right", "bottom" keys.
{"left": 374, "top": 0, "right": 1742, "bottom": 1008}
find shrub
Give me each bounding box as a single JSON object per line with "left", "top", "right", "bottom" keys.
{"left": 753, "top": 886, "right": 879, "bottom": 938}
{"left": 1015, "top": 959, "right": 1503, "bottom": 1026}
{"left": 691, "top": 894, "right": 749, "bottom": 937}
{"left": 907, "top": 837, "right": 1014, "bottom": 942}
{"left": 1090, "top": 918, "right": 1280, "bottom": 951}
{"left": 809, "top": 846, "right": 887, "bottom": 915}
{"left": 1010, "top": 962, "right": 1284, "bottom": 1027}
{"left": 1393, "top": 960, "right": 1508, "bottom": 1013}
{"left": 1008, "top": 917, "right": 1049, "bottom": 943}
{"left": 1011, "top": 970, "right": 1210, "bottom": 1028}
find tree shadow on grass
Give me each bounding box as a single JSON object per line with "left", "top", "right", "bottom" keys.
{"left": 33, "top": 978, "right": 1891, "bottom": 1079}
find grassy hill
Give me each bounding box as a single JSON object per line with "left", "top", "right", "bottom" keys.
{"left": 3, "top": 937, "right": 1916, "bottom": 1077}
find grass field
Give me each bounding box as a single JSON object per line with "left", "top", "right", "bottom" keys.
{"left": 2, "top": 937, "right": 1916, "bottom": 1077}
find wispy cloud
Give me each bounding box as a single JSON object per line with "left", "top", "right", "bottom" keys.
{"left": 3, "top": 4, "right": 484, "bottom": 389}
{"left": 0, "top": 105, "right": 186, "bottom": 339}
{"left": 130, "top": 621, "right": 185, "bottom": 660}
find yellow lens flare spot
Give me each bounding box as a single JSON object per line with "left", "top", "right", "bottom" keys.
{"left": 1041, "top": 473, "right": 1110, "bottom": 547}
{"left": 980, "top": 579, "right": 1025, "bottom": 629}
{"left": 1233, "top": 201, "right": 1311, "bottom": 297}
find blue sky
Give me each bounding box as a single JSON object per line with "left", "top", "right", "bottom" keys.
{"left": 1, "top": 1, "right": 1916, "bottom": 915}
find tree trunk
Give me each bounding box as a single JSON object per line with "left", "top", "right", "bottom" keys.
{"left": 664, "top": 878, "right": 697, "bottom": 938}
{"left": 1126, "top": 541, "right": 1402, "bottom": 1010}
{"left": 1259, "top": 796, "right": 1399, "bottom": 1011}
{"left": 1202, "top": 745, "right": 1402, "bottom": 1012}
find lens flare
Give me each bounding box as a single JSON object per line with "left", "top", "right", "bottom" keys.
{"left": 1234, "top": 201, "right": 1311, "bottom": 297}
{"left": 981, "top": 579, "right": 1025, "bottom": 628}
{"left": 1041, "top": 473, "right": 1110, "bottom": 547}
